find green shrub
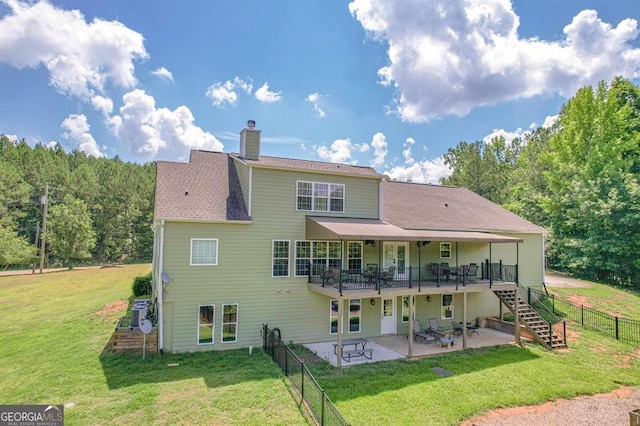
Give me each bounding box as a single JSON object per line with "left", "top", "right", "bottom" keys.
{"left": 132, "top": 272, "right": 152, "bottom": 296}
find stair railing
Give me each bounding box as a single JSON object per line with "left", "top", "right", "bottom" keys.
{"left": 520, "top": 283, "right": 567, "bottom": 347}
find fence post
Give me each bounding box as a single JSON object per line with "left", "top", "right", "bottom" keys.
{"left": 301, "top": 362, "right": 305, "bottom": 403}
{"left": 581, "top": 305, "right": 584, "bottom": 326}
{"left": 615, "top": 316, "right": 619, "bottom": 340}
{"left": 563, "top": 321, "right": 567, "bottom": 346}
{"left": 321, "top": 390, "right": 326, "bottom": 426}
{"left": 409, "top": 266, "right": 412, "bottom": 289}
{"left": 527, "top": 287, "right": 531, "bottom": 305}
{"left": 548, "top": 322, "right": 552, "bottom": 345}
{"left": 552, "top": 294, "right": 555, "bottom": 315}
{"left": 285, "top": 348, "right": 289, "bottom": 376}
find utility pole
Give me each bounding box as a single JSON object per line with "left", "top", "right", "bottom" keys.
{"left": 39, "top": 183, "right": 49, "bottom": 273}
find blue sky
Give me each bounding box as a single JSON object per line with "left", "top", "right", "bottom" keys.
{"left": 1, "top": 0, "right": 640, "bottom": 183}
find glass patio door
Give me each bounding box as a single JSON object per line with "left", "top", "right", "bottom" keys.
{"left": 382, "top": 242, "right": 409, "bottom": 279}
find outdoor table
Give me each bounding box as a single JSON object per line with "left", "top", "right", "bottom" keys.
{"left": 333, "top": 337, "right": 367, "bottom": 355}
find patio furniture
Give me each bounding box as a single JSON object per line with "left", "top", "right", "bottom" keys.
{"left": 439, "top": 332, "right": 456, "bottom": 348}
{"left": 451, "top": 321, "right": 464, "bottom": 337}
{"left": 332, "top": 338, "right": 373, "bottom": 361}
{"left": 465, "top": 322, "right": 479, "bottom": 336}
{"left": 466, "top": 263, "right": 479, "bottom": 282}
{"left": 379, "top": 265, "right": 396, "bottom": 286}
{"left": 364, "top": 264, "right": 379, "bottom": 283}
{"left": 427, "top": 317, "right": 445, "bottom": 336}
{"left": 412, "top": 320, "right": 436, "bottom": 344}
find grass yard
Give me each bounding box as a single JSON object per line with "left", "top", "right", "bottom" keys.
{"left": 546, "top": 276, "right": 640, "bottom": 318}
{"left": 0, "top": 266, "right": 308, "bottom": 426}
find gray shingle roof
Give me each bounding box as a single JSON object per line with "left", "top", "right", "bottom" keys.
{"left": 382, "top": 180, "right": 545, "bottom": 233}
{"left": 231, "top": 153, "right": 382, "bottom": 178}
{"left": 155, "top": 151, "right": 250, "bottom": 221}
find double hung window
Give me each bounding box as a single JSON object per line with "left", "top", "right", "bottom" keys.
{"left": 297, "top": 181, "right": 345, "bottom": 212}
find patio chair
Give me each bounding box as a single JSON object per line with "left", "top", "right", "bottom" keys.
{"left": 412, "top": 320, "right": 435, "bottom": 344}
{"left": 466, "top": 263, "right": 479, "bottom": 282}
{"left": 379, "top": 265, "right": 396, "bottom": 286}
{"left": 427, "top": 317, "right": 444, "bottom": 337}
{"left": 451, "top": 321, "right": 464, "bottom": 336}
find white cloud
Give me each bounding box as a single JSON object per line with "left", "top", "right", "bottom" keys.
{"left": 61, "top": 114, "right": 105, "bottom": 157}
{"left": 109, "top": 89, "right": 223, "bottom": 159}
{"left": 205, "top": 76, "right": 253, "bottom": 107}
{"left": 306, "top": 92, "right": 326, "bottom": 117}
{"left": 349, "top": 1, "right": 640, "bottom": 122}
{"left": 151, "top": 67, "right": 174, "bottom": 81}
{"left": 0, "top": 0, "right": 147, "bottom": 100}
{"left": 316, "top": 138, "right": 355, "bottom": 163}
{"left": 483, "top": 127, "right": 525, "bottom": 145}
{"left": 254, "top": 82, "right": 282, "bottom": 103}
{"left": 542, "top": 114, "right": 559, "bottom": 128}
{"left": 45, "top": 141, "right": 58, "bottom": 149}
{"left": 3, "top": 134, "right": 18, "bottom": 142}
{"left": 402, "top": 137, "right": 415, "bottom": 164}
{"left": 370, "top": 132, "right": 388, "bottom": 167}
{"left": 91, "top": 95, "right": 114, "bottom": 116}
{"left": 385, "top": 157, "right": 452, "bottom": 184}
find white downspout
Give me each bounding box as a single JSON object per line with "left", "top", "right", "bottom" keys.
{"left": 158, "top": 219, "right": 165, "bottom": 352}
{"left": 248, "top": 167, "right": 253, "bottom": 217}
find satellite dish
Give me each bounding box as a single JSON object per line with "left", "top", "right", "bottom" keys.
{"left": 139, "top": 319, "right": 153, "bottom": 334}
{"left": 161, "top": 271, "right": 170, "bottom": 283}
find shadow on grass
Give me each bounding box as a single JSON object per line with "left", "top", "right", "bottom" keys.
{"left": 99, "top": 348, "right": 283, "bottom": 390}
{"left": 302, "top": 344, "right": 542, "bottom": 402}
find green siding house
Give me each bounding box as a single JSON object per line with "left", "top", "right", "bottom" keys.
{"left": 151, "top": 121, "right": 546, "bottom": 355}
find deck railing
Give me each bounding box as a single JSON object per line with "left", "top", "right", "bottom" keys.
{"left": 528, "top": 288, "right": 640, "bottom": 345}
{"left": 262, "top": 324, "right": 349, "bottom": 426}
{"left": 308, "top": 262, "right": 517, "bottom": 295}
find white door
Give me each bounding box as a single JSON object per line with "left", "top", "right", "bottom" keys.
{"left": 381, "top": 298, "right": 396, "bottom": 334}
{"left": 382, "top": 242, "right": 409, "bottom": 279}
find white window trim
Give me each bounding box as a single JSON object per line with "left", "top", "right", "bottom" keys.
{"left": 401, "top": 296, "right": 415, "bottom": 323}
{"left": 348, "top": 299, "right": 361, "bottom": 333}
{"left": 296, "top": 180, "right": 345, "bottom": 213}
{"left": 197, "top": 304, "right": 215, "bottom": 345}
{"left": 441, "top": 294, "right": 454, "bottom": 320}
{"left": 347, "top": 241, "right": 363, "bottom": 272}
{"left": 221, "top": 303, "right": 239, "bottom": 344}
{"left": 294, "top": 240, "right": 343, "bottom": 277}
{"left": 440, "top": 242, "right": 452, "bottom": 259}
{"left": 272, "top": 240, "right": 290, "bottom": 278}
{"left": 190, "top": 238, "right": 219, "bottom": 266}
{"left": 329, "top": 299, "right": 343, "bottom": 335}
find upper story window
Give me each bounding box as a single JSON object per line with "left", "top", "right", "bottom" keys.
{"left": 297, "top": 181, "right": 345, "bottom": 213}
{"left": 191, "top": 239, "right": 218, "bottom": 266}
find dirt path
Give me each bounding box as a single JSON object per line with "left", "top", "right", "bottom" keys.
{"left": 544, "top": 272, "right": 592, "bottom": 288}
{"left": 0, "top": 265, "right": 105, "bottom": 277}
{"left": 462, "top": 386, "right": 640, "bottom": 426}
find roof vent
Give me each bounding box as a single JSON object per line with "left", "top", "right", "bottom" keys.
{"left": 247, "top": 120, "right": 256, "bottom": 129}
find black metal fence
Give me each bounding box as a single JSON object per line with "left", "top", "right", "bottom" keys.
{"left": 528, "top": 288, "right": 640, "bottom": 345}
{"left": 262, "top": 324, "right": 349, "bottom": 426}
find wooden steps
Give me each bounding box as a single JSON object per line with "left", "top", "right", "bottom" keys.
{"left": 494, "top": 289, "right": 567, "bottom": 350}
{"left": 111, "top": 326, "right": 158, "bottom": 354}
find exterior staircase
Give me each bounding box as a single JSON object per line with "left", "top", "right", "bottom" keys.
{"left": 494, "top": 289, "right": 567, "bottom": 350}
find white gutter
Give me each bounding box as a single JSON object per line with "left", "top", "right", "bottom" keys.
{"left": 158, "top": 219, "right": 165, "bottom": 352}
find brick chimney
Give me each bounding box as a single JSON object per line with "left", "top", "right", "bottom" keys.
{"left": 240, "top": 120, "right": 261, "bottom": 160}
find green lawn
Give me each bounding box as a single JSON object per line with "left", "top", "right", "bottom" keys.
{"left": 2, "top": 267, "right": 638, "bottom": 426}
{"left": 298, "top": 279, "right": 640, "bottom": 425}
{"left": 546, "top": 276, "right": 640, "bottom": 318}
{"left": 0, "top": 266, "right": 308, "bottom": 425}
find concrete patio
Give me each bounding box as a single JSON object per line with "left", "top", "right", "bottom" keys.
{"left": 304, "top": 327, "right": 515, "bottom": 367}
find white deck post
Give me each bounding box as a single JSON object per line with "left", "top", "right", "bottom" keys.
{"left": 337, "top": 298, "right": 343, "bottom": 366}
{"left": 408, "top": 295, "right": 414, "bottom": 357}
{"left": 462, "top": 291, "right": 467, "bottom": 349}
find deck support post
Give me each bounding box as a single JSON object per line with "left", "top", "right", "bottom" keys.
{"left": 462, "top": 291, "right": 467, "bottom": 350}
{"left": 408, "top": 294, "right": 414, "bottom": 357}
{"left": 337, "top": 298, "right": 343, "bottom": 366}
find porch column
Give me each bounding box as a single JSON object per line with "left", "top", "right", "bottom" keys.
{"left": 408, "top": 294, "right": 414, "bottom": 357}
{"left": 514, "top": 242, "right": 520, "bottom": 344}
{"left": 462, "top": 291, "right": 467, "bottom": 349}
{"left": 337, "top": 298, "right": 343, "bottom": 366}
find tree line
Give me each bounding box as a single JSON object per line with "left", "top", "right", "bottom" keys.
{"left": 0, "top": 137, "right": 155, "bottom": 269}
{"left": 442, "top": 76, "right": 640, "bottom": 288}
